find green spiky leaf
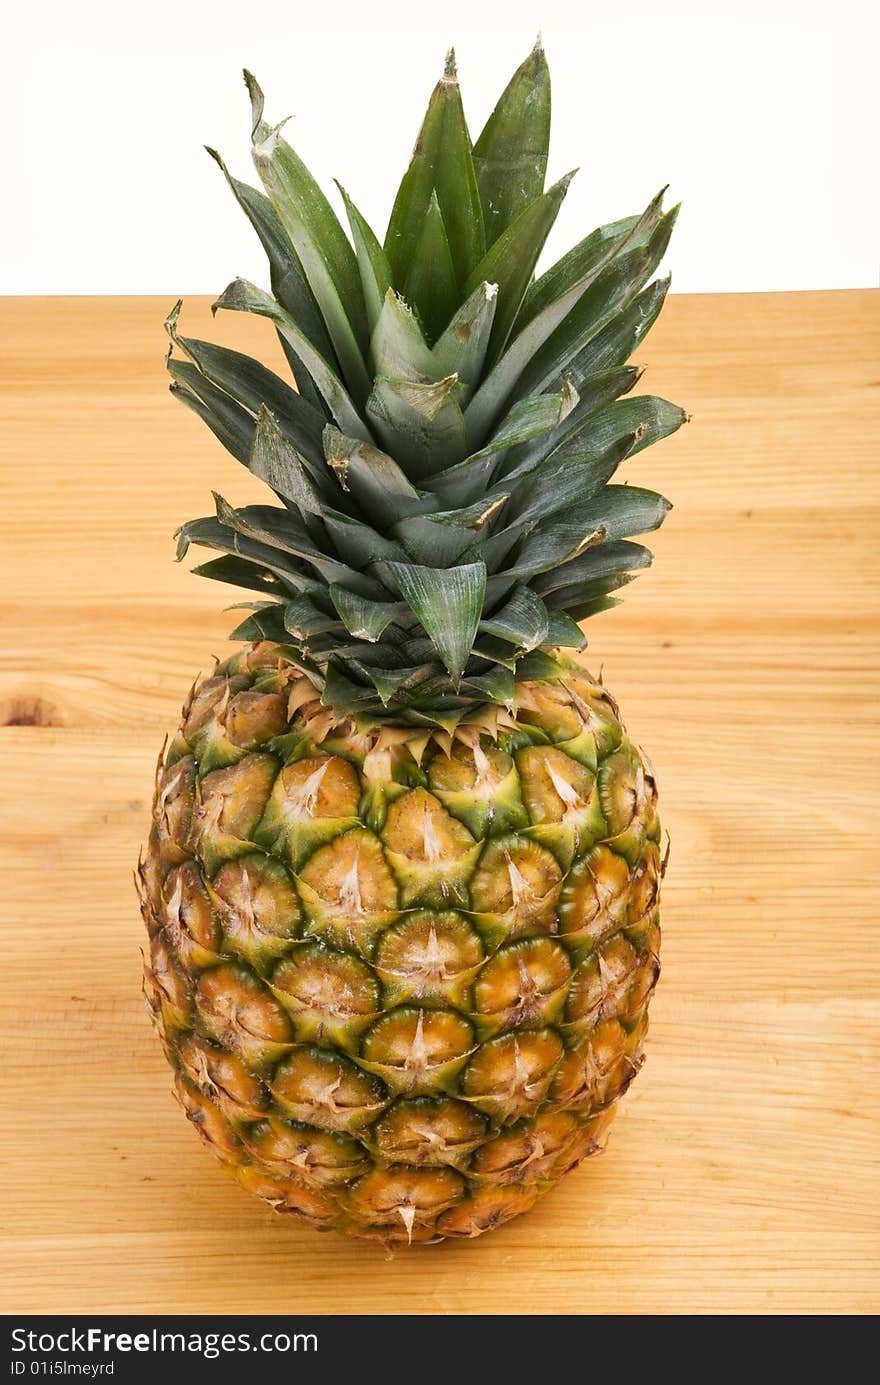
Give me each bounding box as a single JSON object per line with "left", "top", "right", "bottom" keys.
{"left": 385, "top": 51, "right": 485, "bottom": 290}
{"left": 322, "top": 426, "right": 425, "bottom": 523}
{"left": 467, "top": 171, "right": 574, "bottom": 364}
{"left": 473, "top": 39, "right": 551, "bottom": 245}
{"left": 250, "top": 101, "right": 370, "bottom": 399}
{"left": 371, "top": 290, "right": 444, "bottom": 383}
{"left": 250, "top": 405, "right": 324, "bottom": 512}
{"left": 213, "top": 278, "right": 368, "bottom": 440}
{"left": 534, "top": 539, "right": 653, "bottom": 596}
{"left": 168, "top": 360, "right": 254, "bottom": 464}
{"left": 205, "top": 146, "right": 335, "bottom": 408}
{"left": 166, "top": 301, "right": 325, "bottom": 461}
{"left": 336, "top": 183, "right": 393, "bottom": 332}
{"left": 366, "top": 373, "right": 467, "bottom": 476}
{"left": 432, "top": 282, "right": 498, "bottom": 393}
{"left": 479, "top": 584, "right": 550, "bottom": 651}
{"left": 402, "top": 192, "right": 459, "bottom": 343}
{"left": 377, "top": 560, "right": 487, "bottom": 681}
{"left": 517, "top": 194, "right": 666, "bottom": 331}
{"left": 171, "top": 46, "right": 683, "bottom": 718}
{"left": 329, "top": 586, "right": 407, "bottom": 642}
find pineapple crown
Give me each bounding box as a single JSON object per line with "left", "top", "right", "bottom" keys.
{"left": 171, "top": 42, "right": 684, "bottom": 729}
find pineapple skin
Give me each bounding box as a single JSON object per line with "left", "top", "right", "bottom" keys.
{"left": 139, "top": 643, "right": 662, "bottom": 1243}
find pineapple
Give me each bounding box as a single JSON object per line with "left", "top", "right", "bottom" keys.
{"left": 139, "top": 42, "right": 683, "bottom": 1243}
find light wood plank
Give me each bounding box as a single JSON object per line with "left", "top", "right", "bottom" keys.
{"left": 1, "top": 290, "right": 878, "bottom": 1315}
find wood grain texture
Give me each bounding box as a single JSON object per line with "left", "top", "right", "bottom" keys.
{"left": 1, "top": 290, "right": 878, "bottom": 1315}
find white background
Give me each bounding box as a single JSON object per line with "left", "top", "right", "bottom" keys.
{"left": 2, "top": 0, "right": 877, "bottom": 295}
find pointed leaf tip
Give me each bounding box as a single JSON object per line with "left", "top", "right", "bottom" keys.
{"left": 444, "top": 48, "right": 458, "bottom": 81}
{"left": 164, "top": 300, "right": 183, "bottom": 335}
{"left": 385, "top": 53, "right": 485, "bottom": 297}
{"left": 473, "top": 41, "right": 551, "bottom": 247}
{"left": 249, "top": 406, "right": 321, "bottom": 515}
{"left": 242, "top": 69, "right": 267, "bottom": 139}
{"left": 248, "top": 109, "right": 371, "bottom": 386}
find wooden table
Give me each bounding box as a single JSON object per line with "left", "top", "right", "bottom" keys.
{"left": 1, "top": 290, "right": 878, "bottom": 1316}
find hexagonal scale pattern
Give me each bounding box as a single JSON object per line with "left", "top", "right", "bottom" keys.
{"left": 139, "top": 645, "right": 663, "bottom": 1243}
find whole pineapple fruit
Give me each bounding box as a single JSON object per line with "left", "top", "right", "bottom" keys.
{"left": 139, "top": 43, "right": 683, "bottom": 1243}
